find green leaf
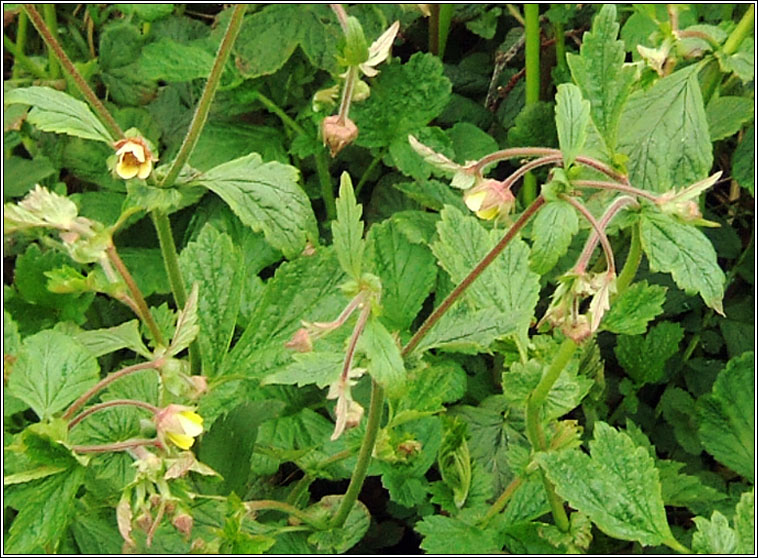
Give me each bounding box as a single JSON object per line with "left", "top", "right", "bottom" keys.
{"left": 705, "top": 95, "right": 754, "bottom": 141}
{"left": 366, "top": 218, "right": 437, "bottom": 331}
{"left": 614, "top": 321, "right": 683, "bottom": 385}
{"left": 692, "top": 511, "right": 738, "bottom": 554}
{"left": 394, "top": 179, "right": 466, "bottom": 213}
{"left": 138, "top": 38, "right": 215, "bottom": 82}
{"left": 529, "top": 199, "right": 579, "bottom": 274}
{"left": 640, "top": 209, "right": 725, "bottom": 313}
{"left": 4, "top": 86, "right": 113, "bottom": 144}
{"left": 432, "top": 205, "right": 540, "bottom": 341}
{"left": 74, "top": 319, "right": 151, "bottom": 359}
{"left": 397, "top": 359, "right": 467, "bottom": 417}
{"left": 447, "top": 122, "right": 499, "bottom": 163}
{"left": 234, "top": 5, "right": 302, "bottom": 78}
{"left": 537, "top": 422, "right": 673, "bottom": 547}
{"left": 732, "top": 127, "right": 754, "bottom": 195}
{"left": 602, "top": 280, "right": 667, "bottom": 334}
{"left": 167, "top": 283, "right": 199, "bottom": 357}
{"left": 416, "top": 515, "right": 501, "bottom": 554}
{"left": 4, "top": 466, "right": 86, "bottom": 553}
{"left": 190, "top": 153, "right": 317, "bottom": 259}
{"left": 716, "top": 37, "right": 754, "bottom": 82}
{"left": 656, "top": 459, "right": 725, "bottom": 514}
{"left": 382, "top": 471, "right": 430, "bottom": 508}
{"left": 179, "top": 224, "right": 243, "bottom": 375}
{"left": 358, "top": 316, "right": 405, "bottom": 394}
{"left": 7, "top": 331, "right": 99, "bottom": 420}
{"left": 114, "top": 4, "right": 174, "bottom": 21}
{"left": 697, "top": 351, "right": 754, "bottom": 481}
{"left": 191, "top": 122, "right": 288, "bottom": 171}
{"left": 507, "top": 101, "right": 558, "bottom": 149}
{"left": 332, "top": 173, "right": 364, "bottom": 280}
{"left": 352, "top": 52, "right": 452, "bottom": 148}
{"left": 262, "top": 352, "right": 344, "bottom": 389}
{"left": 70, "top": 511, "right": 123, "bottom": 555}
{"left": 3, "top": 155, "right": 56, "bottom": 198}
{"left": 566, "top": 4, "right": 638, "bottom": 153}
{"left": 306, "top": 496, "right": 370, "bottom": 553}
{"left": 734, "top": 489, "right": 755, "bottom": 555}
{"left": 502, "top": 475, "right": 550, "bottom": 525}
{"left": 555, "top": 83, "right": 591, "bottom": 167}
{"left": 391, "top": 127, "right": 454, "bottom": 181}
{"left": 617, "top": 64, "right": 712, "bottom": 193}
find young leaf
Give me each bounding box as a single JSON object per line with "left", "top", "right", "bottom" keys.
{"left": 536, "top": 422, "right": 674, "bottom": 547}
{"left": 261, "top": 352, "right": 344, "bottom": 389}
{"left": 366, "top": 218, "right": 437, "bottom": 331}
{"left": 74, "top": 319, "right": 152, "bottom": 359}
{"left": 190, "top": 153, "right": 317, "bottom": 259}
{"left": 601, "top": 280, "right": 667, "bottom": 335}
{"left": 696, "top": 351, "right": 754, "bottom": 481}
{"left": 167, "top": 283, "right": 200, "bottom": 357}
{"left": 179, "top": 224, "right": 243, "bottom": 375}
{"left": 640, "top": 209, "right": 725, "bottom": 313}
{"left": 432, "top": 205, "right": 540, "bottom": 341}
{"left": 617, "top": 64, "right": 712, "bottom": 193}
{"left": 357, "top": 315, "right": 405, "bottom": 394}
{"left": 566, "top": 4, "right": 638, "bottom": 153}
{"left": 529, "top": 199, "right": 579, "bottom": 275}
{"left": 692, "top": 511, "right": 738, "bottom": 554}
{"left": 555, "top": 83, "right": 591, "bottom": 167}
{"left": 332, "top": 172, "right": 364, "bottom": 280}
{"left": 4, "top": 86, "right": 114, "bottom": 144}
{"left": 614, "top": 321, "right": 683, "bottom": 385}
{"left": 7, "top": 331, "right": 99, "bottom": 420}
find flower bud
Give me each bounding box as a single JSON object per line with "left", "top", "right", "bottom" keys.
{"left": 113, "top": 137, "right": 157, "bottom": 180}
{"left": 463, "top": 179, "right": 515, "bottom": 220}
{"left": 285, "top": 328, "right": 313, "bottom": 353}
{"left": 322, "top": 115, "right": 358, "bottom": 157}
{"left": 172, "top": 512, "right": 194, "bottom": 538}
{"left": 154, "top": 404, "right": 204, "bottom": 450}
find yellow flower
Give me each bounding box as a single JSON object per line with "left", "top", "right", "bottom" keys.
{"left": 114, "top": 137, "right": 156, "bottom": 180}
{"left": 155, "top": 404, "right": 204, "bottom": 450}
{"left": 463, "top": 179, "right": 515, "bottom": 220}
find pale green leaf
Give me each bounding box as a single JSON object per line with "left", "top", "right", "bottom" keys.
{"left": 692, "top": 511, "right": 738, "bottom": 554}
{"left": 74, "top": 319, "right": 151, "bottom": 359}
{"left": 602, "top": 280, "right": 667, "bottom": 335}
{"left": 614, "top": 321, "right": 683, "bottom": 385}
{"left": 179, "top": 224, "right": 243, "bottom": 375}
{"left": 366, "top": 219, "right": 437, "bottom": 331}
{"left": 617, "top": 64, "right": 712, "bottom": 193}
{"left": 566, "top": 4, "right": 638, "bottom": 153}
{"left": 640, "top": 209, "right": 725, "bottom": 313}
{"left": 537, "top": 422, "right": 673, "bottom": 547}
{"left": 555, "top": 83, "right": 591, "bottom": 167}
{"left": 357, "top": 315, "right": 405, "bottom": 394}
{"left": 262, "top": 352, "right": 343, "bottom": 389}
{"left": 167, "top": 283, "right": 199, "bottom": 357}
{"left": 4, "top": 86, "right": 113, "bottom": 144}
{"left": 7, "top": 331, "right": 99, "bottom": 420}
{"left": 697, "top": 351, "right": 754, "bottom": 481}
{"left": 139, "top": 38, "right": 214, "bottom": 82}
{"left": 416, "top": 515, "right": 501, "bottom": 554}
{"left": 332, "top": 172, "right": 364, "bottom": 280}
{"left": 734, "top": 489, "right": 754, "bottom": 555}
{"left": 706, "top": 95, "right": 754, "bottom": 141}
{"left": 190, "top": 153, "right": 317, "bottom": 258}
{"left": 529, "top": 200, "right": 579, "bottom": 274}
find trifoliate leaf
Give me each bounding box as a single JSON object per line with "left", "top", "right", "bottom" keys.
{"left": 529, "top": 199, "right": 579, "bottom": 274}
{"left": 601, "top": 280, "right": 666, "bottom": 335}
{"left": 614, "top": 321, "right": 683, "bottom": 385}
{"left": 332, "top": 172, "right": 364, "bottom": 280}
{"left": 555, "top": 83, "right": 591, "bottom": 167}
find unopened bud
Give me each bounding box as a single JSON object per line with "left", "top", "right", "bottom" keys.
{"left": 322, "top": 115, "right": 358, "bottom": 157}
{"left": 172, "top": 512, "right": 194, "bottom": 538}
{"left": 464, "top": 179, "right": 515, "bottom": 220}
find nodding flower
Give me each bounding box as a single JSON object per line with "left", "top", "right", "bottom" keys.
{"left": 154, "top": 405, "right": 204, "bottom": 450}
{"left": 463, "top": 179, "right": 516, "bottom": 220}
{"left": 113, "top": 136, "right": 157, "bottom": 180}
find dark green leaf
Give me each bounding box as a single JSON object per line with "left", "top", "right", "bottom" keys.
{"left": 114, "top": 4, "right": 175, "bottom": 21}
{"left": 306, "top": 496, "right": 370, "bottom": 553}
{"left": 390, "top": 126, "right": 454, "bottom": 181}
{"left": 614, "top": 321, "right": 683, "bottom": 385}
{"left": 139, "top": 38, "right": 215, "bottom": 82}
{"left": 191, "top": 123, "right": 288, "bottom": 171}
{"left": 3, "top": 155, "right": 56, "bottom": 198}
{"left": 447, "top": 122, "right": 498, "bottom": 163}
{"left": 732, "top": 127, "right": 754, "bottom": 195}
{"left": 507, "top": 101, "right": 558, "bottom": 149}
{"left": 393, "top": 179, "right": 466, "bottom": 212}
{"left": 602, "top": 280, "right": 667, "bottom": 335}
{"left": 234, "top": 5, "right": 300, "bottom": 78}
{"left": 705, "top": 95, "right": 754, "bottom": 141}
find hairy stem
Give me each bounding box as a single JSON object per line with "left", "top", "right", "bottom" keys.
{"left": 403, "top": 195, "right": 547, "bottom": 356}
{"left": 474, "top": 147, "right": 561, "bottom": 174}
{"left": 247, "top": 500, "right": 329, "bottom": 531}
{"left": 522, "top": 4, "right": 541, "bottom": 205}
{"left": 561, "top": 195, "right": 616, "bottom": 275}
{"left": 24, "top": 4, "right": 124, "bottom": 140}
{"left": 69, "top": 399, "right": 159, "bottom": 430}
{"left": 71, "top": 438, "right": 162, "bottom": 454}
{"left": 160, "top": 4, "right": 245, "bottom": 189}
{"left": 572, "top": 179, "right": 658, "bottom": 202}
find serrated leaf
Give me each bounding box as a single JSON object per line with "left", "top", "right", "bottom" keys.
{"left": 167, "top": 283, "right": 199, "bottom": 357}
{"left": 529, "top": 200, "right": 579, "bottom": 274}
{"left": 393, "top": 127, "right": 455, "bottom": 180}
{"left": 705, "top": 95, "right": 754, "bottom": 141}
{"left": 306, "top": 496, "right": 370, "bottom": 553}
{"left": 536, "top": 422, "right": 674, "bottom": 547}
{"left": 602, "top": 280, "right": 666, "bottom": 334}
{"left": 734, "top": 489, "right": 754, "bottom": 554}
{"left": 138, "top": 38, "right": 214, "bottom": 82}
{"left": 262, "top": 352, "right": 344, "bottom": 389}
{"left": 432, "top": 205, "right": 539, "bottom": 341}
{"left": 234, "top": 5, "right": 300, "bottom": 78}
{"left": 4, "top": 86, "right": 114, "bottom": 144}
{"left": 7, "top": 331, "right": 99, "bottom": 420}
{"left": 502, "top": 475, "right": 550, "bottom": 525}
{"left": 352, "top": 52, "right": 452, "bottom": 148}
{"left": 332, "top": 172, "right": 364, "bottom": 280}
{"left": 416, "top": 515, "right": 501, "bottom": 554}
{"left": 396, "top": 359, "right": 467, "bottom": 417}
{"left": 732, "top": 127, "right": 754, "bottom": 195}
{"left": 357, "top": 316, "right": 405, "bottom": 394}
{"left": 416, "top": 304, "right": 519, "bottom": 355}
{"left": 366, "top": 219, "right": 437, "bottom": 331}
{"left": 697, "top": 351, "right": 754, "bottom": 481}
{"left": 190, "top": 153, "right": 317, "bottom": 259}
{"left": 567, "top": 4, "right": 638, "bottom": 153}
{"left": 614, "top": 321, "right": 683, "bottom": 385}
{"left": 179, "top": 224, "right": 243, "bottom": 375}
{"left": 640, "top": 209, "right": 725, "bottom": 313}
{"left": 382, "top": 472, "right": 430, "bottom": 508}
{"left": 692, "top": 511, "right": 738, "bottom": 554}
{"left": 555, "top": 83, "right": 591, "bottom": 167}
{"left": 74, "top": 319, "right": 151, "bottom": 359}
{"left": 617, "top": 64, "right": 712, "bottom": 193}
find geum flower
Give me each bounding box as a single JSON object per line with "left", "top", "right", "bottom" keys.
{"left": 114, "top": 137, "right": 157, "bottom": 180}
{"left": 154, "top": 404, "right": 204, "bottom": 450}
{"left": 464, "top": 179, "right": 516, "bottom": 220}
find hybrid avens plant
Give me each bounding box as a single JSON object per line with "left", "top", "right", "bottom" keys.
{"left": 3, "top": 3, "right": 754, "bottom": 555}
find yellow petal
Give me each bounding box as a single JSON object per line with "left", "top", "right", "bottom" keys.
{"left": 166, "top": 432, "right": 195, "bottom": 450}
{"left": 464, "top": 190, "right": 487, "bottom": 212}
{"left": 476, "top": 206, "right": 500, "bottom": 220}
{"left": 137, "top": 160, "right": 153, "bottom": 179}
{"left": 116, "top": 159, "right": 139, "bottom": 179}
{"left": 177, "top": 411, "right": 204, "bottom": 437}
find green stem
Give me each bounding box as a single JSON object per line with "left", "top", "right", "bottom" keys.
{"left": 42, "top": 5, "right": 60, "bottom": 79}
{"left": 12, "top": 10, "right": 29, "bottom": 79}
{"left": 437, "top": 5, "right": 453, "bottom": 60}
{"left": 428, "top": 4, "right": 439, "bottom": 56}
{"left": 663, "top": 536, "right": 693, "bottom": 555}
{"left": 479, "top": 476, "right": 524, "bottom": 526}
{"left": 254, "top": 90, "right": 306, "bottom": 135}
{"left": 403, "top": 195, "right": 547, "bottom": 356}
{"left": 354, "top": 151, "right": 383, "bottom": 197}
{"left": 4, "top": 33, "right": 47, "bottom": 79}
{"left": 615, "top": 222, "right": 642, "bottom": 296}
{"left": 522, "top": 5, "right": 541, "bottom": 205}
{"left": 23, "top": 4, "right": 123, "bottom": 140}
{"left": 723, "top": 4, "right": 754, "bottom": 55}
{"left": 69, "top": 399, "right": 159, "bottom": 430}
{"left": 330, "top": 379, "right": 385, "bottom": 528}
{"left": 246, "top": 500, "right": 329, "bottom": 531}
{"left": 554, "top": 20, "right": 567, "bottom": 76}
{"left": 159, "top": 4, "right": 246, "bottom": 189}
{"left": 106, "top": 245, "right": 166, "bottom": 347}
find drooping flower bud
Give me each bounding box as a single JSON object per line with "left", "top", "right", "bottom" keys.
{"left": 322, "top": 115, "right": 358, "bottom": 157}
{"left": 154, "top": 404, "right": 204, "bottom": 450}
{"left": 113, "top": 136, "right": 157, "bottom": 180}
{"left": 285, "top": 327, "right": 313, "bottom": 353}
{"left": 463, "top": 179, "right": 516, "bottom": 220}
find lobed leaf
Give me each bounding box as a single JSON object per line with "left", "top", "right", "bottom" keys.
{"left": 601, "top": 280, "right": 667, "bottom": 335}
{"left": 332, "top": 173, "right": 364, "bottom": 280}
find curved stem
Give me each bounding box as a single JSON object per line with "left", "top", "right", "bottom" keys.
{"left": 69, "top": 399, "right": 159, "bottom": 430}
{"left": 572, "top": 180, "right": 657, "bottom": 202}
{"left": 71, "top": 438, "right": 161, "bottom": 454}
{"left": 403, "top": 195, "right": 547, "bottom": 356}
{"left": 614, "top": 222, "right": 642, "bottom": 296}
{"left": 474, "top": 147, "right": 561, "bottom": 174}
{"left": 247, "top": 500, "right": 329, "bottom": 531}
{"left": 354, "top": 151, "right": 383, "bottom": 197}
{"left": 504, "top": 154, "right": 563, "bottom": 191}
{"left": 330, "top": 379, "right": 384, "bottom": 528}
{"left": 561, "top": 195, "right": 616, "bottom": 275}
{"left": 159, "top": 4, "right": 246, "bottom": 189}
{"left": 63, "top": 360, "right": 162, "bottom": 420}
{"left": 24, "top": 4, "right": 123, "bottom": 140}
